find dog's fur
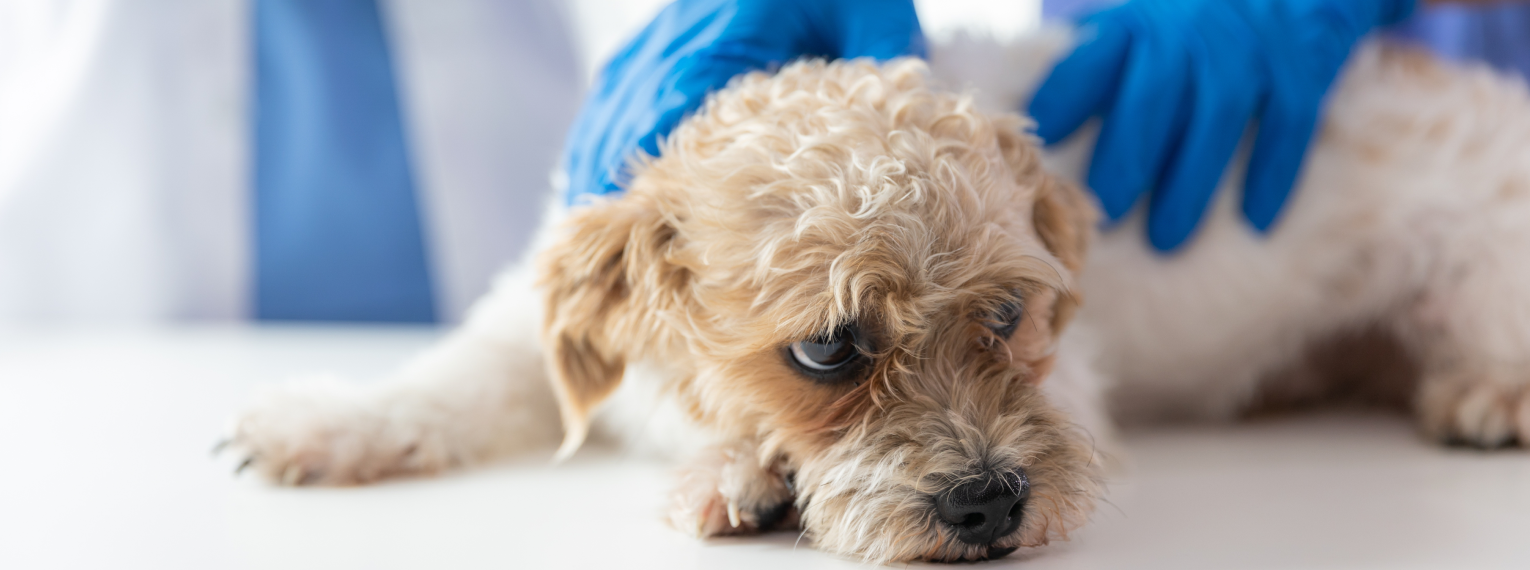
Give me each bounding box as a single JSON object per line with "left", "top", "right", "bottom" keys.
{"left": 227, "top": 31, "right": 1530, "bottom": 563}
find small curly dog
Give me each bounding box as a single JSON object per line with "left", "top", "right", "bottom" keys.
{"left": 226, "top": 31, "right": 1530, "bottom": 563}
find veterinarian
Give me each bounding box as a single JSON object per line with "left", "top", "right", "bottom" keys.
{"left": 0, "top": 0, "right": 581, "bottom": 323}
{"left": 564, "top": 0, "right": 1530, "bottom": 253}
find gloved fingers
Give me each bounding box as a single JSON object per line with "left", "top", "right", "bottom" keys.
{"left": 1026, "top": 16, "right": 1132, "bottom": 146}
{"left": 1086, "top": 26, "right": 1192, "bottom": 223}
{"left": 567, "top": 55, "right": 677, "bottom": 196}
{"left": 1242, "top": 86, "right": 1322, "bottom": 233}
{"left": 562, "top": 1, "right": 714, "bottom": 199}
{"left": 1144, "top": 43, "right": 1262, "bottom": 251}
{"left": 567, "top": 1, "right": 774, "bottom": 200}
{"left": 563, "top": 84, "right": 647, "bottom": 198}
{"left": 641, "top": 46, "right": 776, "bottom": 154}
{"left": 831, "top": 0, "right": 926, "bottom": 59}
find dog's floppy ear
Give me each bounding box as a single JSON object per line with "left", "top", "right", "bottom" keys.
{"left": 996, "top": 123, "right": 1096, "bottom": 335}
{"left": 993, "top": 123, "right": 1094, "bottom": 275}
{"left": 1031, "top": 174, "right": 1094, "bottom": 335}
{"left": 1032, "top": 174, "right": 1093, "bottom": 275}
{"left": 538, "top": 195, "right": 685, "bottom": 460}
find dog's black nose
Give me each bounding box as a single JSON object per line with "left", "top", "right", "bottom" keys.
{"left": 935, "top": 469, "right": 1029, "bottom": 545}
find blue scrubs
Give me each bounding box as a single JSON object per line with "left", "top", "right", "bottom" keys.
{"left": 254, "top": 0, "right": 438, "bottom": 323}
{"left": 1042, "top": 0, "right": 1530, "bottom": 81}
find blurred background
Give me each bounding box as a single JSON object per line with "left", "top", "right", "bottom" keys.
{"left": 0, "top": 0, "right": 1041, "bottom": 326}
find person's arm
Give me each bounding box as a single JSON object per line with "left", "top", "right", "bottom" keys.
{"left": 1027, "top": 0, "right": 1417, "bottom": 252}
{"left": 560, "top": 0, "right": 923, "bottom": 205}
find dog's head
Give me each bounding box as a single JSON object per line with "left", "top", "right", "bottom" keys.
{"left": 540, "top": 59, "right": 1099, "bottom": 563}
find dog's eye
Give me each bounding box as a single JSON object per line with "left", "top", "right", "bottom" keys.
{"left": 786, "top": 325, "right": 868, "bottom": 383}
{"left": 987, "top": 299, "right": 1023, "bottom": 340}
{"left": 790, "top": 334, "right": 855, "bottom": 370}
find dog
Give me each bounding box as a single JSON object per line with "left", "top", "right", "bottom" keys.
{"left": 225, "top": 30, "right": 1530, "bottom": 563}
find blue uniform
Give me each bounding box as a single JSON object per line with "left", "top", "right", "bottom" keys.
{"left": 1044, "top": 0, "right": 1530, "bottom": 80}
{"left": 1390, "top": 3, "right": 1530, "bottom": 79}
{"left": 0, "top": 1, "right": 580, "bottom": 323}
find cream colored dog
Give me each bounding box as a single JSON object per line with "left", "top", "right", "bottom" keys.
{"left": 226, "top": 31, "right": 1530, "bottom": 563}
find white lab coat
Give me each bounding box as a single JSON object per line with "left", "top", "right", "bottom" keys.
{"left": 0, "top": 0, "right": 583, "bottom": 322}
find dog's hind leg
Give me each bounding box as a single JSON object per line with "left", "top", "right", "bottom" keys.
{"left": 1323, "top": 44, "right": 1530, "bottom": 449}
{"left": 226, "top": 266, "right": 563, "bottom": 485}
{"left": 1403, "top": 221, "right": 1530, "bottom": 449}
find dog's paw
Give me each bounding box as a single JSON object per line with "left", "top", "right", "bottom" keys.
{"left": 1417, "top": 372, "right": 1530, "bottom": 448}
{"left": 220, "top": 377, "right": 454, "bottom": 486}
{"left": 667, "top": 443, "right": 796, "bottom": 537}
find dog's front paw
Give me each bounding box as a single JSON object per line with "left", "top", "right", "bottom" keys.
{"left": 1417, "top": 372, "right": 1530, "bottom": 448}
{"left": 667, "top": 443, "right": 796, "bottom": 537}
{"left": 221, "top": 378, "right": 453, "bottom": 486}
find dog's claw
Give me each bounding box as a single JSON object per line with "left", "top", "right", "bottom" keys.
{"left": 234, "top": 456, "right": 254, "bottom": 475}
{"left": 727, "top": 501, "right": 742, "bottom": 528}
{"left": 211, "top": 438, "right": 231, "bottom": 457}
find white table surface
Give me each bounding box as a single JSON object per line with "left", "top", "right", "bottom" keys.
{"left": 2, "top": 325, "right": 1527, "bottom": 570}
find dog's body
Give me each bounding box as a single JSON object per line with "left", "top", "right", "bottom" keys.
{"left": 229, "top": 32, "right": 1530, "bottom": 563}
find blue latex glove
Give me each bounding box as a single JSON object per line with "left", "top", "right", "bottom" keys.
{"left": 1028, "top": 0, "right": 1417, "bottom": 251}
{"left": 561, "top": 0, "right": 924, "bottom": 204}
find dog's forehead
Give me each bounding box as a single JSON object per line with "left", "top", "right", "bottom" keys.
{"left": 642, "top": 61, "right": 1042, "bottom": 217}
{"left": 625, "top": 59, "right": 1060, "bottom": 337}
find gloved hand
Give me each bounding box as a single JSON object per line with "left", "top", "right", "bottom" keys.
{"left": 562, "top": 0, "right": 924, "bottom": 204}
{"left": 1028, "top": 0, "right": 1417, "bottom": 251}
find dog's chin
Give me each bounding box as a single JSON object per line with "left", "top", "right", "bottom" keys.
{"left": 928, "top": 545, "right": 1020, "bottom": 564}
{"left": 920, "top": 529, "right": 1026, "bottom": 563}
{"left": 909, "top": 540, "right": 1021, "bottom": 564}
{"left": 803, "top": 523, "right": 1023, "bottom": 564}
{"left": 980, "top": 545, "right": 1021, "bottom": 561}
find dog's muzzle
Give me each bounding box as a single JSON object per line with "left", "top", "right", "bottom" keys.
{"left": 935, "top": 469, "right": 1030, "bottom": 548}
